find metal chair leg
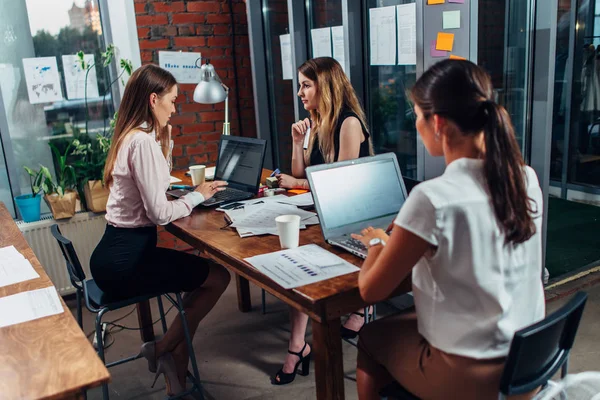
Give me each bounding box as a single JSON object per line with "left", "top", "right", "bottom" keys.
{"left": 261, "top": 289, "right": 266, "bottom": 315}
{"left": 176, "top": 292, "right": 204, "bottom": 400}
{"left": 373, "top": 304, "right": 377, "bottom": 321}
{"left": 96, "top": 308, "right": 110, "bottom": 400}
{"left": 76, "top": 289, "right": 83, "bottom": 329}
{"left": 157, "top": 296, "right": 168, "bottom": 335}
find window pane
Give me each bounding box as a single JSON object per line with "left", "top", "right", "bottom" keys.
{"left": 307, "top": 0, "right": 343, "bottom": 59}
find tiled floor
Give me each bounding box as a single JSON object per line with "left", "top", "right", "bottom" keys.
{"left": 73, "top": 274, "right": 600, "bottom": 399}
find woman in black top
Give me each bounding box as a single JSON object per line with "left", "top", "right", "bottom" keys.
{"left": 274, "top": 57, "right": 373, "bottom": 385}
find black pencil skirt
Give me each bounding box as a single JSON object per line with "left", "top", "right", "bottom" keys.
{"left": 90, "top": 224, "right": 210, "bottom": 298}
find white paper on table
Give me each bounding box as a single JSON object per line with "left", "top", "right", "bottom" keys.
{"left": 0, "top": 246, "right": 40, "bottom": 288}
{"left": 331, "top": 26, "right": 346, "bottom": 72}
{"left": 311, "top": 27, "right": 333, "bottom": 58}
{"left": 244, "top": 244, "right": 359, "bottom": 289}
{"left": 62, "top": 54, "right": 99, "bottom": 100}
{"left": 276, "top": 192, "right": 314, "bottom": 207}
{"left": 231, "top": 203, "right": 315, "bottom": 230}
{"left": 158, "top": 51, "right": 202, "bottom": 84}
{"left": 0, "top": 286, "right": 64, "bottom": 328}
{"left": 369, "top": 6, "right": 397, "bottom": 66}
{"left": 280, "top": 34, "right": 293, "bottom": 80}
{"left": 169, "top": 176, "right": 182, "bottom": 184}
{"left": 396, "top": 4, "right": 417, "bottom": 65}
{"left": 22, "top": 57, "right": 63, "bottom": 104}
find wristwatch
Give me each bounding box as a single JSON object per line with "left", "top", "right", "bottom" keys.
{"left": 368, "top": 238, "right": 386, "bottom": 248}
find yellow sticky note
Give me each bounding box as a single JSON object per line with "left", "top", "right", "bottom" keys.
{"left": 436, "top": 32, "right": 454, "bottom": 52}
{"left": 449, "top": 55, "right": 466, "bottom": 60}
{"left": 288, "top": 189, "right": 309, "bottom": 194}
{"left": 428, "top": 0, "right": 445, "bottom": 4}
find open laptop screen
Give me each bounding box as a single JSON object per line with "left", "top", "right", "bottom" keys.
{"left": 215, "top": 137, "right": 266, "bottom": 191}
{"left": 309, "top": 155, "right": 407, "bottom": 232}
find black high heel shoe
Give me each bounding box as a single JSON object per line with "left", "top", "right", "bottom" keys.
{"left": 340, "top": 308, "right": 373, "bottom": 340}
{"left": 271, "top": 342, "right": 311, "bottom": 386}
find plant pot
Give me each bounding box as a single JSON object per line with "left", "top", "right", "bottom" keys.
{"left": 83, "top": 180, "right": 109, "bottom": 213}
{"left": 44, "top": 190, "right": 77, "bottom": 220}
{"left": 14, "top": 193, "right": 42, "bottom": 222}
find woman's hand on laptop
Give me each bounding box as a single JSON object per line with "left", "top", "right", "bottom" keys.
{"left": 195, "top": 181, "right": 228, "bottom": 200}
{"left": 351, "top": 227, "right": 389, "bottom": 247}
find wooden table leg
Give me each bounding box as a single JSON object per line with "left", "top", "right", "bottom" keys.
{"left": 312, "top": 317, "right": 345, "bottom": 400}
{"left": 137, "top": 300, "right": 155, "bottom": 342}
{"left": 236, "top": 274, "right": 252, "bottom": 312}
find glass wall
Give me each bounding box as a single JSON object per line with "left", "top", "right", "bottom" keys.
{"left": 365, "top": 0, "right": 418, "bottom": 179}
{"left": 262, "top": 0, "right": 296, "bottom": 173}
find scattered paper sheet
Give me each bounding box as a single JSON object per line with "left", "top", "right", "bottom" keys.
{"left": 331, "top": 26, "right": 346, "bottom": 72}
{"left": 280, "top": 34, "right": 293, "bottom": 80}
{"left": 436, "top": 32, "right": 455, "bottom": 52}
{"left": 0, "top": 246, "right": 40, "bottom": 288}
{"left": 22, "top": 57, "right": 63, "bottom": 104}
{"left": 431, "top": 40, "right": 448, "bottom": 57}
{"left": 62, "top": 54, "right": 99, "bottom": 100}
{"left": 275, "top": 192, "right": 314, "bottom": 207}
{"left": 369, "top": 6, "right": 397, "bottom": 65}
{"left": 0, "top": 286, "right": 64, "bottom": 328}
{"left": 244, "top": 244, "right": 359, "bottom": 289}
{"left": 311, "top": 27, "right": 333, "bottom": 58}
{"left": 158, "top": 51, "right": 202, "bottom": 84}
{"left": 169, "top": 176, "right": 182, "bottom": 184}
{"left": 397, "top": 4, "right": 417, "bottom": 65}
{"left": 225, "top": 202, "right": 316, "bottom": 238}
{"left": 443, "top": 10, "right": 461, "bottom": 29}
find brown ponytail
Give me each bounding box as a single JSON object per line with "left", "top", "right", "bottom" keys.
{"left": 410, "top": 59, "right": 536, "bottom": 245}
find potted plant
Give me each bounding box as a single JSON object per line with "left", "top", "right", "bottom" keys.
{"left": 71, "top": 133, "right": 111, "bottom": 213}
{"left": 44, "top": 141, "right": 78, "bottom": 220}
{"left": 15, "top": 165, "right": 52, "bottom": 222}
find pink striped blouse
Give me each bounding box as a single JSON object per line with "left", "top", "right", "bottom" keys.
{"left": 105, "top": 130, "right": 204, "bottom": 228}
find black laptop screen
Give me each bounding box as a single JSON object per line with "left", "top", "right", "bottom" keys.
{"left": 215, "top": 138, "right": 264, "bottom": 189}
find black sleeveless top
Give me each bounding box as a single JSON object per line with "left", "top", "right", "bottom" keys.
{"left": 309, "top": 108, "right": 371, "bottom": 167}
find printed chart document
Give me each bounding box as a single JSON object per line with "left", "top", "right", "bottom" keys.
{"left": 158, "top": 51, "right": 202, "bottom": 84}
{"left": 0, "top": 286, "right": 64, "bottom": 328}
{"left": 311, "top": 27, "right": 333, "bottom": 58}
{"left": 275, "top": 192, "right": 314, "bottom": 207}
{"left": 280, "top": 34, "right": 293, "bottom": 80}
{"left": 22, "top": 57, "right": 63, "bottom": 104}
{"left": 0, "top": 245, "right": 39, "bottom": 288}
{"left": 245, "top": 244, "right": 359, "bottom": 289}
{"left": 331, "top": 26, "right": 346, "bottom": 72}
{"left": 229, "top": 203, "right": 316, "bottom": 237}
{"left": 396, "top": 4, "right": 417, "bottom": 65}
{"left": 62, "top": 54, "right": 99, "bottom": 100}
{"left": 369, "top": 6, "right": 397, "bottom": 65}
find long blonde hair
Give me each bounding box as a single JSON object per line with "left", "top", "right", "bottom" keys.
{"left": 103, "top": 64, "right": 176, "bottom": 187}
{"left": 298, "top": 57, "right": 372, "bottom": 164}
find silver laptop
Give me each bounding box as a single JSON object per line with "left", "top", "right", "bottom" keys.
{"left": 306, "top": 153, "right": 408, "bottom": 259}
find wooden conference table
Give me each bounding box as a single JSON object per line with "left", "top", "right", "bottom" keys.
{"left": 141, "top": 170, "right": 371, "bottom": 400}
{"left": 0, "top": 202, "right": 110, "bottom": 399}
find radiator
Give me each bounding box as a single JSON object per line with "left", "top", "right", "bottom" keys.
{"left": 16, "top": 212, "right": 107, "bottom": 296}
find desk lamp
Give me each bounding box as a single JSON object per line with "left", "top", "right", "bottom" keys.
{"left": 193, "top": 60, "right": 230, "bottom": 135}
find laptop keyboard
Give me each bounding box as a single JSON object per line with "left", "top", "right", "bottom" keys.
{"left": 209, "top": 187, "right": 252, "bottom": 202}
{"left": 339, "top": 237, "right": 367, "bottom": 252}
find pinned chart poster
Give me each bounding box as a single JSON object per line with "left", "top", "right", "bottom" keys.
{"left": 62, "top": 54, "right": 99, "bottom": 100}
{"left": 443, "top": 10, "right": 461, "bottom": 29}
{"left": 280, "top": 34, "right": 293, "bottom": 80}
{"left": 311, "top": 27, "right": 333, "bottom": 58}
{"left": 396, "top": 3, "right": 417, "bottom": 65}
{"left": 436, "top": 32, "right": 455, "bottom": 52}
{"left": 158, "top": 51, "right": 202, "bottom": 84}
{"left": 369, "top": 6, "right": 397, "bottom": 65}
{"left": 22, "top": 57, "right": 63, "bottom": 104}
{"left": 331, "top": 26, "right": 346, "bottom": 72}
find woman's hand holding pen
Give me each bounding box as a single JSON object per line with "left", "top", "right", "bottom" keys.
{"left": 195, "top": 181, "right": 228, "bottom": 200}
{"left": 291, "top": 118, "right": 311, "bottom": 145}
{"left": 351, "top": 227, "right": 389, "bottom": 248}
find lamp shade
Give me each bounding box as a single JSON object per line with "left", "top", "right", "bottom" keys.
{"left": 193, "top": 62, "right": 227, "bottom": 104}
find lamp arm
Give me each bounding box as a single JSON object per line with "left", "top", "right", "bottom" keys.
{"left": 223, "top": 89, "right": 230, "bottom": 135}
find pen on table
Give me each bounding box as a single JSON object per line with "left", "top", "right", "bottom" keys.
{"left": 170, "top": 184, "right": 195, "bottom": 190}
{"left": 269, "top": 168, "right": 281, "bottom": 177}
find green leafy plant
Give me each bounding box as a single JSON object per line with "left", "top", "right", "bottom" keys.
{"left": 71, "top": 134, "right": 111, "bottom": 184}
{"left": 23, "top": 165, "right": 52, "bottom": 197}
{"left": 47, "top": 141, "right": 77, "bottom": 197}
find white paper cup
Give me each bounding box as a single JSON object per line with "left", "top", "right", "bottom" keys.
{"left": 275, "top": 214, "right": 301, "bottom": 249}
{"left": 189, "top": 165, "right": 206, "bottom": 186}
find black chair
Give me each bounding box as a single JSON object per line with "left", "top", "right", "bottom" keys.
{"left": 380, "top": 291, "right": 588, "bottom": 400}
{"left": 51, "top": 224, "right": 204, "bottom": 400}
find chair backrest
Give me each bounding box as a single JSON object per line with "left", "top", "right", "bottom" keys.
{"left": 50, "top": 224, "right": 86, "bottom": 289}
{"left": 499, "top": 291, "right": 588, "bottom": 395}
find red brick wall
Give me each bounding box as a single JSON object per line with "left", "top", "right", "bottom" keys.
{"left": 133, "top": 0, "right": 256, "bottom": 250}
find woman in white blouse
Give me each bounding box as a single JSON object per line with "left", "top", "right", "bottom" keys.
{"left": 90, "top": 64, "right": 230, "bottom": 397}
{"left": 353, "top": 60, "right": 545, "bottom": 399}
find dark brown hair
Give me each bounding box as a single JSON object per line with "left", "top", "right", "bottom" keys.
{"left": 298, "top": 57, "right": 373, "bottom": 164}
{"left": 410, "top": 59, "right": 536, "bottom": 244}
{"left": 103, "top": 64, "right": 177, "bottom": 186}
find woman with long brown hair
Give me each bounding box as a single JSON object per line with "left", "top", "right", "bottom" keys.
{"left": 273, "top": 57, "right": 374, "bottom": 385}
{"left": 353, "top": 60, "right": 545, "bottom": 399}
{"left": 90, "top": 64, "right": 231, "bottom": 397}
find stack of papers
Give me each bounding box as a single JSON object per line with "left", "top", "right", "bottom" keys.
{"left": 225, "top": 201, "right": 318, "bottom": 237}
{"left": 244, "top": 244, "right": 359, "bottom": 289}
{"left": 0, "top": 245, "right": 40, "bottom": 288}
{"left": 0, "top": 286, "right": 64, "bottom": 328}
